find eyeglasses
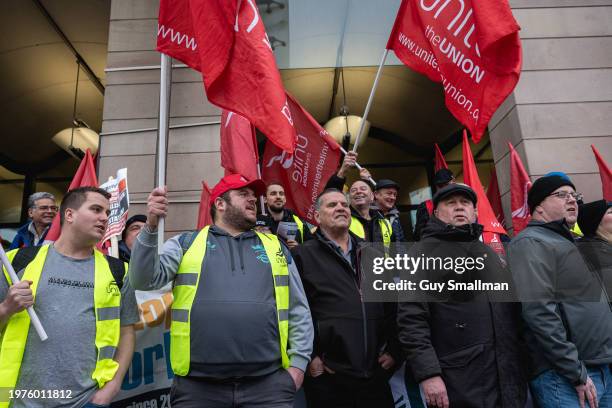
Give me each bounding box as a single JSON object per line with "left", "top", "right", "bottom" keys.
{"left": 549, "top": 191, "right": 583, "bottom": 201}
{"left": 33, "top": 205, "right": 58, "bottom": 212}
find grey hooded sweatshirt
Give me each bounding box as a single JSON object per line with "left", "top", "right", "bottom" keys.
{"left": 129, "top": 225, "right": 313, "bottom": 378}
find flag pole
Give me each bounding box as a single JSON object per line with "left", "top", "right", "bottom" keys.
{"left": 0, "top": 245, "right": 48, "bottom": 341}
{"left": 339, "top": 146, "right": 376, "bottom": 188}
{"left": 256, "top": 163, "right": 267, "bottom": 215}
{"left": 157, "top": 53, "right": 172, "bottom": 253}
{"left": 352, "top": 49, "right": 389, "bottom": 152}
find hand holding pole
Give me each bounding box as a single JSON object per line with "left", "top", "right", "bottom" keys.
{"left": 0, "top": 245, "right": 48, "bottom": 341}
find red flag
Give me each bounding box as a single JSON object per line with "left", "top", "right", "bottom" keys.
{"left": 462, "top": 131, "right": 507, "bottom": 240}
{"left": 387, "top": 0, "right": 522, "bottom": 143}
{"left": 220, "top": 110, "right": 260, "bottom": 181}
{"left": 262, "top": 93, "right": 342, "bottom": 224}
{"left": 156, "top": 0, "right": 200, "bottom": 70}
{"left": 509, "top": 142, "right": 531, "bottom": 234}
{"left": 591, "top": 144, "right": 612, "bottom": 200}
{"left": 486, "top": 166, "right": 505, "bottom": 227}
{"left": 197, "top": 181, "right": 213, "bottom": 229}
{"left": 434, "top": 143, "right": 448, "bottom": 172}
{"left": 45, "top": 149, "right": 99, "bottom": 242}
{"left": 156, "top": 0, "right": 296, "bottom": 153}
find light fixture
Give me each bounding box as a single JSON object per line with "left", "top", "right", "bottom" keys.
{"left": 52, "top": 121, "right": 99, "bottom": 160}
{"left": 324, "top": 115, "right": 370, "bottom": 148}
{"left": 52, "top": 61, "right": 100, "bottom": 159}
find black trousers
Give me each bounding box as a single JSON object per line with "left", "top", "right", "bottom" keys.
{"left": 303, "top": 372, "right": 394, "bottom": 408}
{"left": 170, "top": 369, "right": 296, "bottom": 408}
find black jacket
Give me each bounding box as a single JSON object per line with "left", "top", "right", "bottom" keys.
{"left": 292, "top": 230, "right": 400, "bottom": 379}
{"left": 578, "top": 235, "right": 612, "bottom": 300}
{"left": 398, "top": 218, "right": 527, "bottom": 408}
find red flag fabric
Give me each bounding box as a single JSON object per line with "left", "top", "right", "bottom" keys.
{"left": 508, "top": 142, "right": 531, "bottom": 234}
{"left": 197, "top": 181, "right": 213, "bottom": 229}
{"left": 387, "top": 0, "right": 522, "bottom": 143}
{"left": 262, "top": 93, "right": 342, "bottom": 224}
{"left": 220, "top": 110, "right": 259, "bottom": 181}
{"left": 156, "top": 0, "right": 200, "bottom": 70}
{"left": 156, "top": 0, "right": 296, "bottom": 153}
{"left": 486, "top": 166, "right": 505, "bottom": 227}
{"left": 45, "top": 149, "right": 99, "bottom": 242}
{"left": 591, "top": 144, "right": 612, "bottom": 201}
{"left": 434, "top": 143, "right": 448, "bottom": 172}
{"left": 462, "top": 131, "right": 507, "bottom": 239}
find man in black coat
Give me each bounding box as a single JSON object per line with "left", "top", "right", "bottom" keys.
{"left": 397, "top": 183, "right": 526, "bottom": 408}
{"left": 292, "top": 188, "right": 400, "bottom": 408}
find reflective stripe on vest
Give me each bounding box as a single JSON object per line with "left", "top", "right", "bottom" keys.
{"left": 170, "top": 226, "right": 290, "bottom": 376}
{"left": 0, "top": 245, "right": 122, "bottom": 404}
{"left": 349, "top": 216, "right": 392, "bottom": 249}
{"left": 292, "top": 214, "right": 304, "bottom": 242}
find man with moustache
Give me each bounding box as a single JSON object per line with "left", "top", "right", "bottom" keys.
{"left": 292, "top": 188, "right": 399, "bottom": 408}
{"left": 258, "top": 182, "right": 313, "bottom": 248}
{"left": 0, "top": 187, "right": 139, "bottom": 408}
{"left": 397, "top": 183, "right": 526, "bottom": 408}
{"left": 129, "top": 174, "right": 313, "bottom": 408}
{"left": 9, "top": 192, "right": 57, "bottom": 249}
{"left": 508, "top": 174, "right": 612, "bottom": 408}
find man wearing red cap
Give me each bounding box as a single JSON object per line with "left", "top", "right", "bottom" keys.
{"left": 129, "top": 174, "right": 313, "bottom": 408}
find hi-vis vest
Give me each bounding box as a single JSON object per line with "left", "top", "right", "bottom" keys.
{"left": 0, "top": 245, "right": 123, "bottom": 405}
{"left": 292, "top": 214, "right": 305, "bottom": 242}
{"left": 349, "top": 216, "right": 392, "bottom": 249}
{"left": 170, "top": 226, "right": 290, "bottom": 376}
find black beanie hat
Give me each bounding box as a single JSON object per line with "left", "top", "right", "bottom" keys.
{"left": 528, "top": 175, "right": 576, "bottom": 214}
{"left": 578, "top": 200, "right": 611, "bottom": 237}
{"left": 122, "top": 214, "right": 147, "bottom": 240}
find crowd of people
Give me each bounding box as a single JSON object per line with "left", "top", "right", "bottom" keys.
{"left": 0, "top": 151, "right": 611, "bottom": 408}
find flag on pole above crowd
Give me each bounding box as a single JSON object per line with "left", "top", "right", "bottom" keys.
{"left": 220, "top": 110, "right": 259, "bottom": 181}
{"left": 486, "top": 166, "right": 505, "bottom": 227}
{"left": 99, "top": 168, "right": 130, "bottom": 244}
{"left": 508, "top": 142, "right": 531, "bottom": 234}
{"left": 387, "top": 0, "right": 522, "bottom": 143}
{"left": 156, "top": 0, "right": 296, "bottom": 153}
{"left": 45, "top": 149, "right": 99, "bottom": 242}
{"left": 197, "top": 181, "right": 213, "bottom": 229}
{"left": 263, "top": 93, "right": 342, "bottom": 224}
{"left": 461, "top": 131, "right": 506, "bottom": 252}
{"left": 434, "top": 143, "right": 448, "bottom": 171}
{"left": 591, "top": 144, "right": 612, "bottom": 200}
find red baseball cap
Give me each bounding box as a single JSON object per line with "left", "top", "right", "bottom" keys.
{"left": 209, "top": 174, "right": 267, "bottom": 205}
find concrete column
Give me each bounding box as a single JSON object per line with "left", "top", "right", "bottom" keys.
{"left": 490, "top": 1, "right": 612, "bottom": 233}
{"left": 100, "top": 0, "right": 223, "bottom": 239}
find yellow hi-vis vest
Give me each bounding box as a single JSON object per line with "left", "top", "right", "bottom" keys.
{"left": 292, "top": 214, "right": 305, "bottom": 242}
{"left": 170, "top": 226, "right": 290, "bottom": 376}
{"left": 0, "top": 245, "right": 123, "bottom": 406}
{"left": 349, "top": 216, "right": 392, "bottom": 249}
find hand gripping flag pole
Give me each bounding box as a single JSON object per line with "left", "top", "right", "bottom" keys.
{"left": 156, "top": 53, "right": 172, "bottom": 253}
{"left": 0, "top": 245, "right": 48, "bottom": 341}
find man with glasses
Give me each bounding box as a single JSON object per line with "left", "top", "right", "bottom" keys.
{"left": 508, "top": 174, "right": 612, "bottom": 408}
{"left": 9, "top": 192, "right": 57, "bottom": 249}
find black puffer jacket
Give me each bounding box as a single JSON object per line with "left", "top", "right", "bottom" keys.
{"left": 398, "top": 217, "right": 527, "bottom": 408}
{"left": 292, "top": 230, "right": 401, "bottom": 379}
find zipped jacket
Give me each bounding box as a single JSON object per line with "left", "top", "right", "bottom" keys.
{"left": 292, "top": 230, "right": 400, "bottom": 379}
